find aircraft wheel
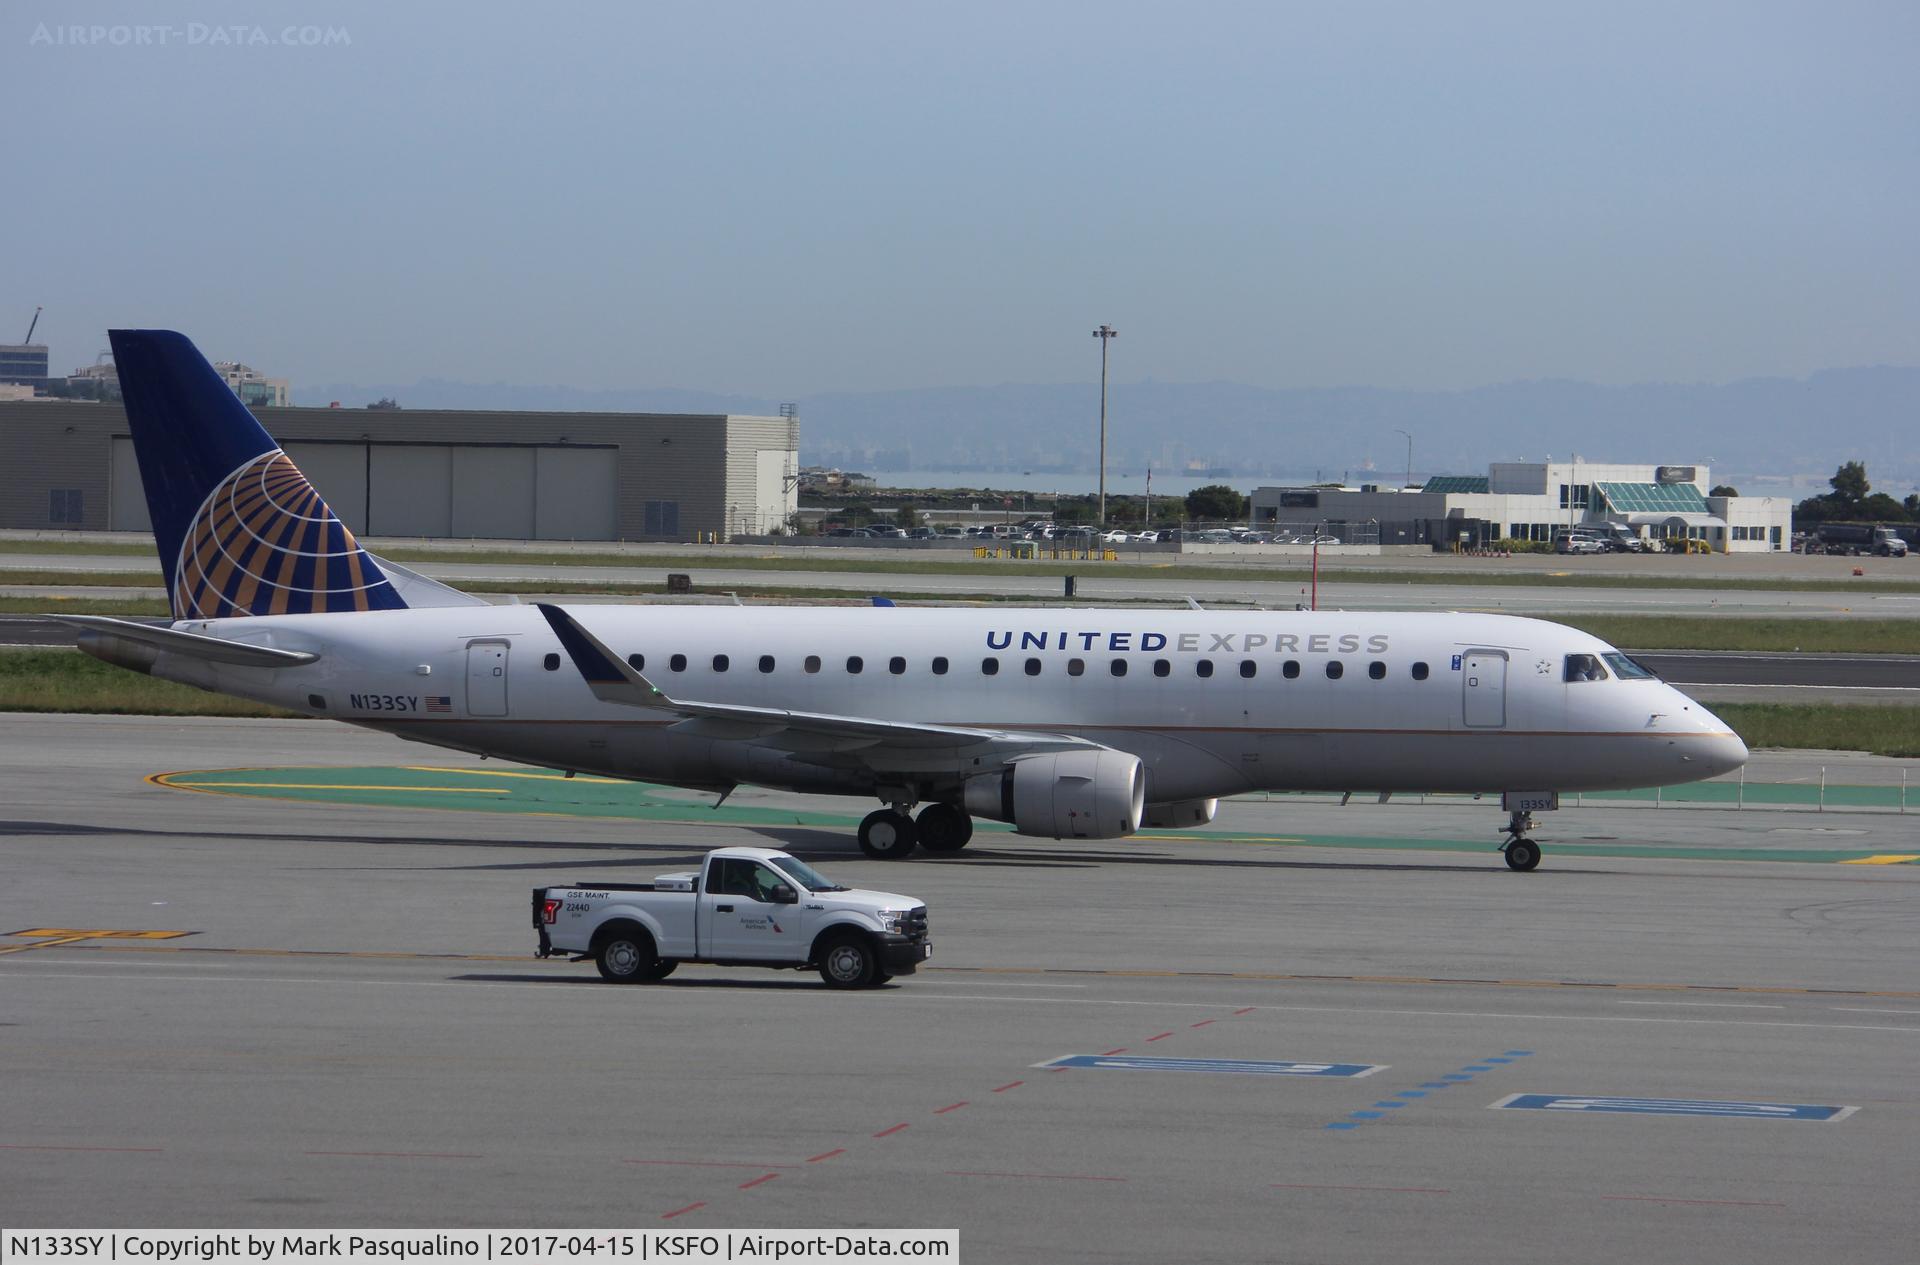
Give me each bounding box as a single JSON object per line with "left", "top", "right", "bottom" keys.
{"left": 858, "top": 809, "right": 919, "bottom": 859}
{"left": 1504, "top": 839, "right": 1542, "bottom": 872}
{"left": 916, "top": 803, "right": 973, "bottom": 853}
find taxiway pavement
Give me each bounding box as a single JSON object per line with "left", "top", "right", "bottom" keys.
{"left": 2, "top": 716, "right": 1917, "bottom": 1261}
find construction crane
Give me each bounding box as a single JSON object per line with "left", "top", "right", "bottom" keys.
{"left": 23, "top": 306, "right": 41, "bottom": 344}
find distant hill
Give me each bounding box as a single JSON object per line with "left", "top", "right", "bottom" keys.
{"left": 299, "top": 366, "right": 1920, "bottom": 489}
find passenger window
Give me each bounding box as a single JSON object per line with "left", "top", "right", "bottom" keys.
{"left": 1326, "top": 661, "right": 1344, "bottom": 679}
{"left": 846, "top": 656, "right": 864, "bottom": 674}
{"left": 1068, "top": 658, "right": 1085, "bottom": 677}
{"left": 1152, "top": 659, "right": 1170, "bottom": 677}
{"left": 1368, "top": 661, "right": 1386, "bottom": 680}
{"left": 1239, "top": 659, "right": 1256, "bottom": 679}
{"left": 1110, "top": 659, "right": 1127, "bottom": 677}
{"left": 758, "top": 655, "right": 775, "bottom": 673}
{"left": 932, "top": 657, "right": 949, "bottom": 675}
{"left": 1024, "top": 658, "right": 1042, "bottom": 676}
{"left": 543, "top": 653, "right": 560, "bottom": 671}
{"left": 627, "top": 653, "right": 646, "bottom": 671}
{"left": 670, "top": 653, "right": 687, "bottom": 672}
{"left": 1196, "top": 660, "right": 1214, "bottom": 679}
{"left": 981, "top": 657, "right": 1000, "bottom": 676}
{"left": 712, "top": 654, "right": 729, "bottom": 672}
{"left": 1564, "top": 653, "right": 1608, "bottom": 682}
{"left": 1411, "top": 661, "right": 1429, "bottom": 680}
{"left": 804, "top": 655, "right": 821, "bottom": 674}
{"left": 889, "top": 656, "right": 907, "bottom": 675}
{"left": 1282, "top": 660, "right": 1300, "bottom": 679}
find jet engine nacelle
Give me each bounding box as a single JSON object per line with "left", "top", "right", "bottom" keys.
{"left": 964, "top": 749, "right": 1146, "bottom": 839}
{"left": 1141, "top": 797, "right": 1219, "bottom": 828}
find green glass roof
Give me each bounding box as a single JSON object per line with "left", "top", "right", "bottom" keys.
{"left": 1421, "top": 475, "right": 1489, "bottom": 494}
{"left": 1594, "top": 481, "right": 1709, "bottom": 513}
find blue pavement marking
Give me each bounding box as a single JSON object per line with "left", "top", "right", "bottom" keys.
{"left": 1040, "top": 1055, "right": 1385, "bottom": 1077}
{"left": 1323, "top": 1051, "right": 1535, "bottom": 1135}
{"left": 1491, "top": 1095, "right": 1857, "bottom": 1122}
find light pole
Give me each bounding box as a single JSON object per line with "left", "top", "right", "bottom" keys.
{"left": 1092, "top": 325, "right": 1118, "bottom": 524}
{"left": 1394, "top": 428, "right": 1413, "bottom": 489}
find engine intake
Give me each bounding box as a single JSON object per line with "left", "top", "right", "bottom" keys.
{"left": 965, "top": 750, "right": 1146, "bottom": 839}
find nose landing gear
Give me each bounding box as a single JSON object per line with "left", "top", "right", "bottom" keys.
{"left": 1500, "top": 810, "right": 1543, "bottom": 871}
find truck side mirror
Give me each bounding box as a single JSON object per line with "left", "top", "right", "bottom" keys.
{"left": 770, "top": 884, "right": 798, "bottom": 905}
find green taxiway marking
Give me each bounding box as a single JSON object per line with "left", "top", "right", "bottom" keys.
{"left": 150, "top": 765, "right": 1917, "bottom": 866}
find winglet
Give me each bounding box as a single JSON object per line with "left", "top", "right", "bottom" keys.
{"left": 870, "top": 596, "right": 896, "bottom": 607}
{"left": 536, "top": 603, "right": 672, "bottom": 708}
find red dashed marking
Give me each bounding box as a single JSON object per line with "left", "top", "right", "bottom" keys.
{"left": 1191, "top": 1020, "right": 1216, "bottom": 1028}
{"left": 625, "top": 1159, "right": 799, "bottom": 1170}
{"left": 738, "top": 1174, "right": 780, "bottom": 1190}
{"left": 1100, "top": 1047, "right": 1128, "bottom": 1056}
{"left": 933, "top": 1102, "right": 969, "bottom": 1114}
{"left": 992, "top": 1080, "right": 1024, "bottom": 1093}
{"left": 873, "top": 1123, "right": 910, "bottom": 1138}
{"left": 660, "top": 1203, "right": 706, "bottom": 1220}
{"left": 1146, "top": 1032, "right": 1175, "bottom": 1042}
{"left": 1601, "top": 1196, "right": 1786, "bottom": 1208}
{"left": 946, "top": 1170, "right": 1127, "bottom": 1183}
{"left": 806, "top": 1149, "right": 846, "bottom": 1163}
{"left": 1233, "top": 1007, "right": 1257, "bottom": 1015}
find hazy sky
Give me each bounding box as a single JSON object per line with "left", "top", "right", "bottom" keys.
{"left": 7, "top": 0, "right": 1916, "bottom": 396}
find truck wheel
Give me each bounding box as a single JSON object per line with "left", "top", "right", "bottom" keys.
{"left": 817, "top": 934, "right": 878, "bottom": 988}
{"left": 594, "top": 925, "right": 661, "bottom": 983}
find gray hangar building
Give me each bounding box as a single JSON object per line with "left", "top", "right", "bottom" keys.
{"left": 0, "top": 400, "right": 800, "bottom": 542}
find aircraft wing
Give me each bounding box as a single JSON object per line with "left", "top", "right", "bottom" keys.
{"left": 50, "top": 614, "right": 320, "bottom": 667}
{"left": 536, "top": 603, "right": 1095, "bottom": 759}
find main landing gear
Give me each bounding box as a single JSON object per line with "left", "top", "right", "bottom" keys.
{"left": 1500, "top": 810, "right": 1543, "bottom": 872}
{"left": 857, "top": 802, "right": 975, "bottom": 859}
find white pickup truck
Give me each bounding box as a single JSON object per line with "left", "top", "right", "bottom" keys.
{"left": 533, "top": 846, "right": 931, "bottom": 988}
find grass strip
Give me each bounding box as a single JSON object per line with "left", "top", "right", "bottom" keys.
{"left": 0, "top": 648, "right": 299, "bottom": 717}
{"left": 1714, "top": 703, "right": 1920, "bottom": 758}
{"left": 5, "top": 543, "right": 1920, "bottom": 594}
{"left": 1545, "top": 616, "right": 1920, "bottom": 655}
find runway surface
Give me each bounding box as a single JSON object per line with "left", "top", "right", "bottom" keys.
{"left": 3, "top": 716, "right": 1917, "bottom": 1261}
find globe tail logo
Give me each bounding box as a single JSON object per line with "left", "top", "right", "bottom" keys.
{"left": 172, "top": 450, "right": 405, "bottom": 619}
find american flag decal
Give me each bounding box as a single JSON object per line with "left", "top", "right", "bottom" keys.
{"left": 425, "top": 696, "right": 452, "bottom": 713}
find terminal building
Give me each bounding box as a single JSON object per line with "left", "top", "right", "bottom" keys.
{"left": 0, "top": 398, "right": 799, "bottom": 542}
{"left": 1251, "top": 461, "right": 1793, "bottom": 552}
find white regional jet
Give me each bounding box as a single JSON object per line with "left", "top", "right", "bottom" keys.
{"left": 63, "top": 330, "right": 1749, "bottom": 870}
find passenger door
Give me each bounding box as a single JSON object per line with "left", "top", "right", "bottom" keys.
{"left": 1461, "top": 650, "right": 1507, "bottom": 728}
{"left": 700, "top": 858, "right": 807, "bottom": 963}
{"left": 465, "top": 640, "right": 509, "bottom": 717}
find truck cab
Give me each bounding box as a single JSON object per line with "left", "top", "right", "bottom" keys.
{"left": 534, "top": 847, "right": 930, "bottom": 988}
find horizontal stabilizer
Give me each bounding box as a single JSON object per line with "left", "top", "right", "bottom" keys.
{"left": 52, "top": 614, "right": 320, "bottom": 668}
{"left": 363, "top": 553, "right": 492, "bottom": 609}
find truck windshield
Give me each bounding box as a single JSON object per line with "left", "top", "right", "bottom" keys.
{"left": 771, "top": 855, "right": 848, "bottom": 893}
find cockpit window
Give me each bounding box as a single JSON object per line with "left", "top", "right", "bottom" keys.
{"left": 1603, "top": 652, "right": 1657, "bottom": 680}
{"left": 1564, "top": 653, "right": 1608, "bottom": 683}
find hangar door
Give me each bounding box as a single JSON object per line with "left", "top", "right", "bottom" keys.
{"left": 111, "top": 438, "right": 616, "bottom": 542}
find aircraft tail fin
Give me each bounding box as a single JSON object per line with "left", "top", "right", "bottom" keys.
{"left": 109, "top": 329, "right": 411, "bottom": 620}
